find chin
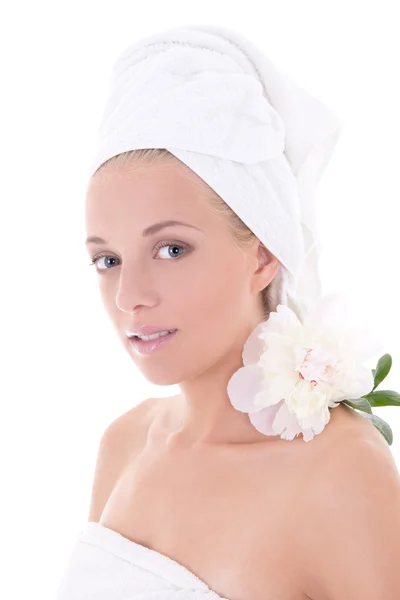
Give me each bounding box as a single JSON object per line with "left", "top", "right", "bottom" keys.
{"left": 131, "top": 361, "right": 183, "bottom": 387}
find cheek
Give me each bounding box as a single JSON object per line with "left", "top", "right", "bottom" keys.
{"left": 98, "top": 281, "right": 111, "bottom": 308}
{"left": 174, "top": 256, "right": 249, "bottom": 326}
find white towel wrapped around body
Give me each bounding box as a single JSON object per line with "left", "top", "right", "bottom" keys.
{"left": 54, "top": 522, "right": 230, "bottom": 600}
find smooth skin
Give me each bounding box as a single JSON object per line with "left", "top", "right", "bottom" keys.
{"left": 85, "top": 159, "right": 400, "bottom": 600}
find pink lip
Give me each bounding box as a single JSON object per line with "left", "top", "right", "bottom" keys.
{"left": 129, "top": 329, "right": 178, "bottom": 355}
{"left": 127, "top": 325, "right": 177, "bottom": 336}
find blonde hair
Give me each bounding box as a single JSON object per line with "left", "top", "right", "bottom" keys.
{"left": 93, "top": 148, "right": 283, "bottom": 320}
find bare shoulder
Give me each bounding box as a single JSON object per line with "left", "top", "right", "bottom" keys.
{"left": 305, "top": 403, "right": 399, "bottom": 498}
{"left": 294, "top": 404, "right": 400, "bottom": 598}
{"left": 98, "top": 396, "right": 161, "bottom": 454}
{"left": 111, "top": 396, "right": 162, "bottom": 442}
{"left": 299, "top": 401, "right": 394, "bottom": 459}
{"left": 87, "top": 396, "right": 162, "bottom": 522}
{"left": 296, "top": 402, "right": 399, "bottom": 502}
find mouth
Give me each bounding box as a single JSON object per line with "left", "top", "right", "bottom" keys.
{"left": 128, "top": 330, "right": 178, "bottom": 355}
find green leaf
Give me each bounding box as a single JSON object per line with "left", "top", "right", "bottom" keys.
{"left": 372, "top": 354, "right": 392, "bottom": 390}
{"left": 364, "top": 389, "right": 400, "bottom": 407}
{"left": 359, "top": 412, "right": 393, "bottom": 445}
{"left": 342, "top": 398, "right": 373, "bottom": 414}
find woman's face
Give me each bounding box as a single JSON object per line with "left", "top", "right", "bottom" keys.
{"left": 85, "top": 159, "right": 278, "bottom": 385}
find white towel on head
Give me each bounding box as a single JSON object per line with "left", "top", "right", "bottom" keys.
{"left": 87, "top": 23, "right": 342, "bottom": 321}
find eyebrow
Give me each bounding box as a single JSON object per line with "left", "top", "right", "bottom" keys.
{"left": 85, "top": 220, "right": 202, "bottom": 245}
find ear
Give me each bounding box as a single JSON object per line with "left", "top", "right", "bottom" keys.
{"left": 252, "top": 241, "right": 281, "bottom": 293}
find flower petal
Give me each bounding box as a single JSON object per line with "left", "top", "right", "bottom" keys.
{"left": 302, "top": 427, "right": 316, "bottom": 442}
{"left": 242, "top": 321, "right": 267, "bottom": 365}
{"left": 253, "top": 371, "right": 296, "bottom": 409}
{"left": 259, "top": 304, "right": 303, "bottom": 341}
{"left": 248, "top": 401, "right": 284, "bottom": 436}
{"left": 299, "top": 403, "right": 331, "bottom": 434}
{"left": 340, "top": 364, "right": 375, "bottom": 400}
{"left": 227, "top": 363, "right": 265, "bottom": 412}
{"left": 271, "top": 401, "right": 302, "bottom": 440}
{"left": 289, "top": 379, "right": 329, "bottom": 420}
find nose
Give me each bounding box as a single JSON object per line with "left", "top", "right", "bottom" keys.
{"left": 115, "top": 263, "right": 158, "bottom": 313}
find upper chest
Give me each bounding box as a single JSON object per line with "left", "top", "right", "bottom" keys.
{"left": 100, "top": 433, "right": 312, "bottom": 600}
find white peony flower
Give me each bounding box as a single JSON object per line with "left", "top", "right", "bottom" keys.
{"left": 227, "top": 293, "right": 385, "bottom": 442}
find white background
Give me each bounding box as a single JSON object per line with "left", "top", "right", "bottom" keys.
{"left": 1, "top": 1, "right": 399, "bottom": 598}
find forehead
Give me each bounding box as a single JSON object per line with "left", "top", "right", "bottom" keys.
{"left": 85, "top": 161, "right": 211, "bottom": 219}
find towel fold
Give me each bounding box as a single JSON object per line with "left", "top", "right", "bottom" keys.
{"left": 54, "top": 522, "right": 230, "bottom": 600}
{"left": 87, "top": 23, "right": 342, "bottom": 321}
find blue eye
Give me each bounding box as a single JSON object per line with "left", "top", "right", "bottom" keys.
{"left": 155, "top": 242, "right": 187, "bottom": 260}
{"left": 89, "top": 255, "right": 120, "bottom": 270}
{"left": 89, "top": 242, "right": 187, "bottom": 271}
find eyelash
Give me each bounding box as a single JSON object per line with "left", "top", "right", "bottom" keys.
{"left": 89, "top": 241, "right": 188, "bottom": 270}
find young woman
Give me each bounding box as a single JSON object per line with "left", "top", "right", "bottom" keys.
{"left": 55, "top": 24, "right": 400, "bottom": 600}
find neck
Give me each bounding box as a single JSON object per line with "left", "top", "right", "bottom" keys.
{"left": 169, "top": 329, "right": 281, "bottom": 449}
